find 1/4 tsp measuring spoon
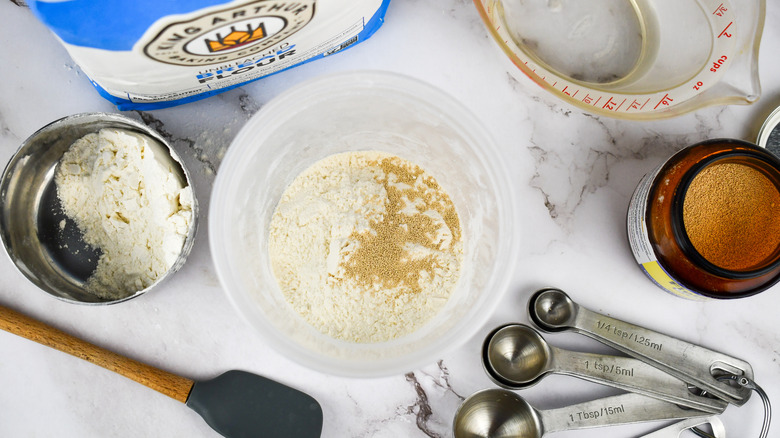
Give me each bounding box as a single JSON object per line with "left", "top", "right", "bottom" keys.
{"left": 528, "top": 288, "right": 753, "bottom": 406}
{"left": 452, "top": 388, "right": 710, "bottom": 438}
{"left": 483, "top": 323, "right": 727, "bottom": 414}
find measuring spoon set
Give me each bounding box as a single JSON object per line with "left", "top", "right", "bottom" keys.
{"left": 453, "top": 288, "right": 771, "bottom": 438}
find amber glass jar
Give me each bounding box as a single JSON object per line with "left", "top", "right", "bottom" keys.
{"left": 627, "top": 139, "right": 780, "bottom": 300}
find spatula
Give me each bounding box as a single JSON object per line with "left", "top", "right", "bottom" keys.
{"left": 0, "top": 304, "right": 323, "bottom": 438}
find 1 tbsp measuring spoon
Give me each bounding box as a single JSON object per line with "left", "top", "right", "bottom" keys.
{"left": 483, "top": 323, "right": 727, "bottom": 414}
{"left": 528, "top": 288, "right": 754, "bottom": 406}
{"left": 452, "top": 388, "right": 711, "bottom": 438}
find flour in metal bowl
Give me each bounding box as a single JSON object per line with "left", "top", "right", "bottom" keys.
{"left": 268, "top": 151, "right": 463, "bottom": 343}
{"left": 56, "top": 128, "right": 194, "bottom": 300}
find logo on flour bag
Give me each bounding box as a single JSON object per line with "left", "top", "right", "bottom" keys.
{"left": 143, "top": 0, "right": 315, "bottom": 66}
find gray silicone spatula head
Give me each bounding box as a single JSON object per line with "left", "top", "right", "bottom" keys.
{"left": 186, "top": 370, "right": 323, "bottom": 438}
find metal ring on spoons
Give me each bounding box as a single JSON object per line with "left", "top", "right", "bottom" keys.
{"left": 482, "top": 324, "right": 727, "bottom": 413}
{"left": 689, "top": 375, "right": 771, "bottom": 438}
{"left": 452, "top": 389, "right": 710, "bottom": 438}
{"left": 527, "top": 288, "right": 754, "bottom": 406}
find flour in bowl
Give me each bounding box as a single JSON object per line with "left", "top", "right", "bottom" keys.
{"left": 55, "top": 128, "right": 193, "bottom": 299}
{"left": 268, "top": 151, "right": 463, "bottom": 343}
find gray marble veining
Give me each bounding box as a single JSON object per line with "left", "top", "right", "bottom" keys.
{"left": 1, "top": 0, "right": 779, "bottom": 437}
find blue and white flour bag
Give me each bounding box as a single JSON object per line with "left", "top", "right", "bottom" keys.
{"left": 29, "top": 0, "right": 390, "bottom": 110}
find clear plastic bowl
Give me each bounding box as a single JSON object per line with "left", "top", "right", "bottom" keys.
{"left": 209, "top": 71, "right": 517, "bottom": 377}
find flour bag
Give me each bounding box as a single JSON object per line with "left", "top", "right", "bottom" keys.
{"left": 29, "top": 0, "right": 390, "bottom": 110}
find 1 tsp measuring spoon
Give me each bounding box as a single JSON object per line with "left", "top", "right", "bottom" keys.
{"left": 483, "top": 324, "right": 727, "bottom": 414}
{"left": 452, "top": 388, "right": 710, "bottom": 438}
{"left": 528, "top": 288, "right": 753, "bottom": 405}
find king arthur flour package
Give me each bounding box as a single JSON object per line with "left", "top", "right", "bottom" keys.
{"left": 29, "top": 0, "right": 390, "bottom": 110}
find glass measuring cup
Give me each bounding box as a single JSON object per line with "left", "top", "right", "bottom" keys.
{"left": 473, "top": 0, "right": 765, "bottom": 120}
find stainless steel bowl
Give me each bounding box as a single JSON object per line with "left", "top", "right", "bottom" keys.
{"left": 0, "top": 113, "right": 198, "bottom": 304}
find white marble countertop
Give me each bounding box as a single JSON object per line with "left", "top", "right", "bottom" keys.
{"left": 1, "top": 1, "right": 779, "bottom": 437}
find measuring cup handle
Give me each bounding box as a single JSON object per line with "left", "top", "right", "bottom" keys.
{"left": 539, "top": 392, "right": 708, "bottom": 434}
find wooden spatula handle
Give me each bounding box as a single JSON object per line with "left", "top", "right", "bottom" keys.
{"left": 0, "top": 304, "right": 194, "bottom": 403}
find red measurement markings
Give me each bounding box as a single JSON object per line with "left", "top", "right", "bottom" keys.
{"left": 582, "top": 93, "right": 594, "bottom": 105}
{"left": 718, "top": 22, "right": 733, "bottom": 38}
{"left": 561, "top": 86, "right": 578, "bottom": 98}
{"left": 593, "top": 96, "right": 602, "bottom": 107}
{"left": 653, "top": 94, "right": 674, "bottom": 110}
{"left": 628, "top": 98, "right": 651, "bottom": 111}
{"left": 602, "top": 97, "right": 627, "bottom": 111}
{"left": 713, "top": 3, "right": 727, "bottom": 16}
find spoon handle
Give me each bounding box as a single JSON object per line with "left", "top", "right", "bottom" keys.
{"left": 0, "top": 304, "right": 194, "bottom": 403}
{"left": 550, "top": 348, "right": 727, "bottom": 413}
{"left": 539, "top": 392, "right": 708, "bottom": 434}
{"left": 639, "top": 416, "right": 726, "bottom": 438}
{"left": 569, "top": 305, "right": 752, "bottom": 405}
{"left": 529, "top": 288, "right": 753, "bottom": 405}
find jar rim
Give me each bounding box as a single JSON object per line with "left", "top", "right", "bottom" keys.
{"left": 671, "top": 146, "right": 780, "bottom": 280}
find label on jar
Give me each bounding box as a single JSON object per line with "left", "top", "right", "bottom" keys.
{"left": 29, "top": 0, "right": 390, "bottom": 110}
{"left": 627, "top": 165, "right": 706, "bottom": 301}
